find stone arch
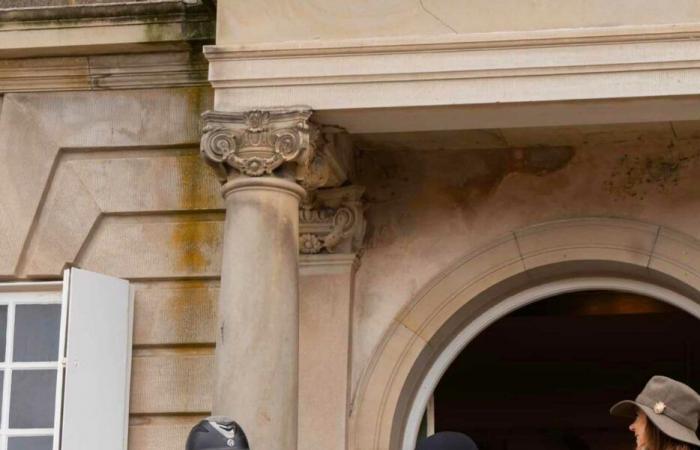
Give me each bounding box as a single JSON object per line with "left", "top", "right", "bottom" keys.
{"left": 349, "top": 217, "right": 700, "bottom": 450}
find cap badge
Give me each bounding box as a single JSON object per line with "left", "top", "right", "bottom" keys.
{"left": 654, "top": 401, "right": 666, "bottom": 414}
{"left": 227, "top": 438, "right": 235, "bottom": 447}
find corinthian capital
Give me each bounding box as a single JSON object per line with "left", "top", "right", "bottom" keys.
{"left": 201, "top": 109, "right": 352, "bottom": 191}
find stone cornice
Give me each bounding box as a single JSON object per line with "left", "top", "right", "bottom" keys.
{"left": 0, "top": 50, "right": 208, "bottom": 93}
{"left": 205, "top": 24, "right": 700, "bottom": 133}
{"left": 299, "top": 185, "right": 365, "bottom": 256}
{"left": 204, "top": 22, "right": 700, "bottom": 58}
{"left": 0, "top": 1, "right": 213, "bottom": 59}
{"left": 200, "top": 109, "right": 353, "bottom": 191}
{"left": 0, "top": 0, "right": 209, "bottom": 22}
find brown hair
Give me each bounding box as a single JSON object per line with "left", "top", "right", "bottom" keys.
{"left": 645, "top": 416, "right": 700, "bottom": 450}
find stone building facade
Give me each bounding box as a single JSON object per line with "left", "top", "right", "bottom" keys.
{"left": 2, "top": 1, "right": 700, "bottom": 450}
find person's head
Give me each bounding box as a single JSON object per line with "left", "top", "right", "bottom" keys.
{"left": 185, "top": 417, "right": 249, "bottom": 450}
{"left": 611, "top": 376, "right": 700, "bottom": 450}
{"left": 629, "top": 408, "right": 699, "bottom": 450}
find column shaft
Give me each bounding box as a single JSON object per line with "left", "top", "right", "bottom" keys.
{"left": 215, "top": 176, "right": 305, "bottom": 450}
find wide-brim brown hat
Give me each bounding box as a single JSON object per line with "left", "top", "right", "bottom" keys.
{"left": 610, "top": 376, "right": 700, "bottom": 447}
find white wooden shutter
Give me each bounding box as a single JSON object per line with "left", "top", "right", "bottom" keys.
{"left": 60, "top": 269, "right": 133, "bottom": 450}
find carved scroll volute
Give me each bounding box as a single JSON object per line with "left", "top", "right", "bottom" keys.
{"left": 201, "top": 109, "right": 319, "bottom": 182}
{"left": 299, "top": 185, "right": 366, "bottom": 255}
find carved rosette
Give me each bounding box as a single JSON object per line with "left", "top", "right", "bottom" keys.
{"left": 201, "top": 109, "right": 353, "bottom": 191}
{"left": 299, "top": 185, "right": 365, "bottom": 254}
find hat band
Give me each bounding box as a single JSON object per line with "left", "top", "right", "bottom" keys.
{"left": 638, "top": 394, "right": 696, "bottom": 431}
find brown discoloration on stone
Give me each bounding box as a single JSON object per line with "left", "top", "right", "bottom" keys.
{"left": 185, "top": 86, "right": 212, "bottom": 124}
{"left": 169, "top": 220, "right": 220, "bottom": 274}
{"left": 169, "top": 126, "right": 223, "bottom": 273}
{"left": 355, "top": 146, "right": 574, "bottom": 249}
{"left": 175, "top": 151, "right": 218, "bottom": 210}
{"left": 170, "top": 158, "right": 217, "bottom": 273}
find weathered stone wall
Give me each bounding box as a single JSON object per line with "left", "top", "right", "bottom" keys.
{"left": 0, "top": 87, "right": 221, "bottom": 449}
{"left": 350, "top": 124, "right": 700, "bottom": 396}
{"left": 4, "top": 85, "right": 700, "bottom": 450}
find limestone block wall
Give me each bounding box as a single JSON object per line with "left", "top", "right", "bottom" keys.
{"left": 0, "top": 87, "right": 221, "bottom": 449}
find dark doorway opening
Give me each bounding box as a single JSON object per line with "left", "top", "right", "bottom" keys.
{"left": 433, "top": 290, "right": 700, "bottom": 450}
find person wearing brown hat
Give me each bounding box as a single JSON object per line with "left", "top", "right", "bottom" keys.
{"left": 610, "top": 375, "right": 700, "bottom": 450}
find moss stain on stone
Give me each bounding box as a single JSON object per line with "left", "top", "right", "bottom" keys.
{"left": 605, "top": 142, "right": 700, "bottom": 200}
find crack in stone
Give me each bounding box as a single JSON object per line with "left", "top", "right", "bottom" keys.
{"left": 418, "top": 0, "right": 457, "bottom": 33}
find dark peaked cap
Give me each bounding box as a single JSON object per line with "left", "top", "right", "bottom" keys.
{"left": 416, "top": 431, "right": 479, "bottom": 450}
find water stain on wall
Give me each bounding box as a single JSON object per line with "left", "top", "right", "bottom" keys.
{"left": 171, "top": 149, "right": 223, "bottom": 274}
{"left": 354, "top": 145, "right": 575, "bottom": 249}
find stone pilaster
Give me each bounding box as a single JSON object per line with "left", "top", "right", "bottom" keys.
{"left": 200, "top": 109, "right": 359, "bottom": 450}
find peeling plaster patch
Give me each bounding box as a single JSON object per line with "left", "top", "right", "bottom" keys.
{"left": 605, "top": 143, "right": 700, "bottom": 200}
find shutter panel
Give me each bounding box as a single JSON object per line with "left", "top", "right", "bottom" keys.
{"left": 61, "top": 269, "right": 132, "bottom": 450}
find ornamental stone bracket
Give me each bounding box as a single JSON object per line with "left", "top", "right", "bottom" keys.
{"left": 201, "top": 109, "right": 353, "bottom": 191}
{"left": 299, "top": 185, "right": 366, "bottom": 255}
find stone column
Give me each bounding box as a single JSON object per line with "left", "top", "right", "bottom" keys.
{"left": 200, "top": 110, "right": 353, "bottom": 450}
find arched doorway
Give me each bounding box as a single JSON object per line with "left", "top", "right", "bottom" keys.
{"left": 430, "top": 290, "right": 700, "bottom": 450}
{"left": 401, "top": 278, "right": 700, "bottom": 450}
{"left": 349, "top": 218, "right": 700, "bottom": 450}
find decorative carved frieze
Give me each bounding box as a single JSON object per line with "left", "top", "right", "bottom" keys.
{"left": 299, "top": 185, "right": 365, "bottom": 255}
{"left": 201, "top": 109, "right": 352, "bottom": 191}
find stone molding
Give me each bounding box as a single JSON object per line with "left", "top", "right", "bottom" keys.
{"left": 0, "top": 0, "right": 213, "bottom": 59}
{"left": 299, "top": 253, "right": 359, "bottom": 276}
{"left": 0, "top": 1, "right": 207, "bottom": 22}
{"left": 299, "top": 185, "right": 365, "bottom": 255}
{"left": 206, "top": 24, "right": 700, "bottom": 133}
{"left": 201, "top": 109, "right": 353, "bottom": 191}
{"left": 0, "top": 51, "right": 209, "bottom": 93}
